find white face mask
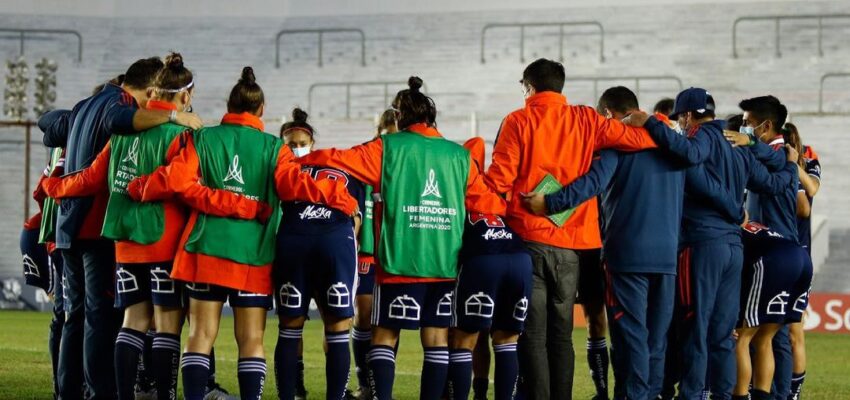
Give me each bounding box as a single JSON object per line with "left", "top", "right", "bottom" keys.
{"left": 291, "top": 146, "right": 311, "bottom": 158}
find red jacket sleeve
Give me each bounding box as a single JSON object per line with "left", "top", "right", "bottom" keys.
{"left": 591, "top": 108, "right": 657, "bottom": 151}
{"left": 296, "top": 139, "right": 384, "bottom": 187}
{"left": 274, "top": 146, "right": 358, "bottom": 216}
{"left": 138, "top": 134, "right": 263, "bottom": 220}
{"left": 485, "top": 115, "right": 522, "bottom": 194}
{"left": 42, "top": 143, "right": 110, "bottom": 198}
{"left": 466, "top": 157, "right": 507, "bottom": 215}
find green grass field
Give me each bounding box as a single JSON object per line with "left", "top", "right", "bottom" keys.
{"left": 1, "top": 311, "right": 849, "bottom": 399}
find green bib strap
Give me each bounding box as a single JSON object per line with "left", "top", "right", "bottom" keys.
{"left": 38, "top": 148, "right": 63, "bottom": 244}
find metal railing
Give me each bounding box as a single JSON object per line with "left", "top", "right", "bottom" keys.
{"left": 481, "top": 21, "right": 605, "bottom": 64}
{"left": 308, "top": 81, "right": 420, "bottom": 119}
{"left": 0, "top": 28, "right": 82, "bottom": 62}
{"left": 819, "top": 72, "right": 850, "bottom": 114}
{"left": 732, "top": 14, "right": 850, "bottom": 58}
{"left": 275, "top": 28, "right": 366, "bottom": 68}
{"left": 565, "top": 75, "right": 684, "bottom": 102}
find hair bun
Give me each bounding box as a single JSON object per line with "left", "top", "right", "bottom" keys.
{"left": 408, "top": 76, "right": 423, "bottom": 92}
{"left": 240, "top": 66, "right": 256, "bottom": 84}
{"left": 292, "top": 108, "right": 309, "bottom": 123}
{"left": 164, "top": 52, "right": 184, "bottom": 69}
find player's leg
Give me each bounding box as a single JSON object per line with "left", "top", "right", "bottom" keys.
{"left": 490, "top": 252, "right": 531, "bottom": 400}
{"left": 787, "top": 323, "right": 806, "bottom": 400}
{"left": 772, "top": 326, "right": 792, "bottom": 400}
{"left": 733, "top": 326, "right": 758, "bottom": 398}
{"left": 578, "top": 248, "right": 609, "bottom": 400}
{"left": 472, "top": 330, "right": 490, "bottom": 400}
{"left": 516, "top": 242, "right": 551, "bottom": 400}
{"left": 352, "top": 258, "right": 376, "bottom": 398}
{"left": 420, "top": 281, "right": 453, "bottom": 400}
{"left": 369, "top": 282, "right": 418, "bottom": 400}
{"left": 545, "top": 246, "right": 580, "bottom": 399}
{"left": 232, "top": 291, "right": 272, "bottom": 400}
{"left": 150, "top": 262, "right": 186, "bottom": 400}
{"left": 605, "top": 271, "right": 651, "bottom": 400}
{"left": 82, "top": 240, "right": 121, "bottom": 398}
{"left": 182, "top": 285, "right": 224, "bottom": 400}
{"left": 647, "top": 274, "right": 676, "bottom": 399}
{"left": 57, "top": 248, "right": 85, "bottom": 400}
{"left": 113, "top": 263, "right": 153, "bottom": 400}
{"left": 752, "top": 324, "right": 783, "bottom": 400}
{"left": 273, "top": 232, "right": 311, "bottom": 400}
{"left": 316, "top": 225, "right": 358, "bottom": 399}
{"left": 705, "top": 243, "right": 743, "bottom": 400}
{"left": 787, "top": 251, "right": 813, "bottom": 400}
{"left": 448, "top": 254, "right": 498, "bottom": 400}
{"left": 48, "top": 254, "right": 65, "bottom": 398}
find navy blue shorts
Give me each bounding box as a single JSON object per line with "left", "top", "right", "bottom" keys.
{"left": 20, "top": 227, "right": 51, "bottom": 292}
{"left": 186, "top": 282, "right": 272, "bottom": 309}
{"left": 452, "top": 252, "right": 532, "bottom": 333}
{"left": 576, "top": 248, "right": 604, "bottom": 306}
{"left": 356, "top": 256, "right": 375, "bottom": 296}
{"left": 740, "top": 245, "right": 813, "bottom": 327}
{"left": 373, "top": 281, "right": 455, "bottom": 330}
{"left": 275, "top": 224, "right": 358, "bottom": 318}
{"left": 115, "top": 262, "right": 183, "bottom": 309}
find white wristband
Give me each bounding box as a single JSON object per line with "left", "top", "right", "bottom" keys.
{"left": 169, "top": 110, "right": 178, "bottom": 122}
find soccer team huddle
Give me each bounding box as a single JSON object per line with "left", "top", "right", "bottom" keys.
{"left": 17, "top": 52, "right": 820, "bottom": 400}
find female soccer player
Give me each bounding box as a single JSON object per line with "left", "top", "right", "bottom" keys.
{"left": 297, "top": 76, "right": 505, "bottom": 400}
{"left": 274, "top": 108, "right": 365, "bottom": 400}
{"left": 41, "top": 54, "right": 265, "bottom": 400}
{"left": 128, "top": 66, "right": 358, "bottom": 400}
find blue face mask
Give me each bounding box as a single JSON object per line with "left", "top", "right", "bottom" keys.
{"left": 291, "top": 146, "right": 311, "bottom": 158}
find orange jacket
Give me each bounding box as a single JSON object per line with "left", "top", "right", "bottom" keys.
{"left": 486, "top": 92, "right": 656, "bottom": 249}
{"left": 297, "top": 123, "right": 507, "bottom": 284}
{"left": 41, "top": 102, "right": 263, "bottom": 263}
{"left": 137, "top": 113, "right": 358, "bottom": 294}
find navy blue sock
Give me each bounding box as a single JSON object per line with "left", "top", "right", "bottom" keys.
{"left": 448, "top": 349, "right": 473, "bottom": 400}
{"left": 207, "top": 346, "right": 217, "bottom": 387}
{"left": 238, "top": 357, "right": 267, "bottom": 400}
{"left": 274, "top": 328, "right": 302, "bottom": 399}
{"left": 326, "top": 330, "right": 352, "bottom": 399}
{"left": 297, "top": 356, "right": 306, "bottom": 394}
{"left": 494, "top": 343, "right": 519, "bottom": 400}
{"left": 181, "top": 352, "right": 211, "bottom": 400}
{"left": 139, "top": 329, "right": 155, "bottom": 390}
{"left": 352, "top": 327, "right": 372, "bottom": 390}
{"left": 473, "top": 377, "right": 489, "bottom": 399}
{"left": 151, "top": 333, "right": 180, "bottom": 400}
{"left": 789, "top": 372, "right": 805, "bottom": 400}
{"left": 751, "top": 389, "right": 770, "bottom": 400}
{"left": 421, "top": 346, "right": 449, "bottom": 400}
{"left": 368, "top": 345, "right": 396, "bottom": 400}
{"left": 114, "top": 328, "right": 146, "bottom": 400}
{"left": 587, "top": 337, "right": 609, "bottom": 398}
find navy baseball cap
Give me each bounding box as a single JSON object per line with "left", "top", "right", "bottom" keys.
{"left": 669, "top": 87, "right": 715, "bottom": 119}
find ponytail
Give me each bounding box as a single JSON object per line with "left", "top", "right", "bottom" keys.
{"left": 376, "top": 108, "right": 398, "bottom": 136}
{"left": 153, "top": 52, "right": 193, "bottom": 101}
{"left": 227, "top": 66, "right": 264, "bottom": 115}
{"left": 280, "top": 108, "right": 315, "bottom": 139}
{"left": 391, "top": 76, "right": 437, "bottom": 129}
{"left": 783, "top": 122, "right": 804, "bottom": 167}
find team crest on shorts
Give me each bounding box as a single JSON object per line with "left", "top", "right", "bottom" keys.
{"left": 279, "top": 283, "right": 302, "bottom": 308}
{"left": 150, "top": 267, "right": 175, "bottom": 294}
{"left": 116, "top": 268, "right": 139, "bottom": 294}
{"left": 767, "top": 291, "right": 790, "bottom": 315}
{"left": 437, "top": 292, "right": 453, "bottom": 316}
{"left": 465, "top": 292, "right": 495, "bottom": 318}
{"left": 22, "top": 255, "right": 40, "bottom": 278}
{"left": 327, "top": 282, "right": 351, "bottom": 308}
{"left": 389, "top": 295, "right": 421, "bottom": 320}
{"left": 513, "top": 297, "right": 529, "bottom": 321}
{"left": 186, "top": 282, "right": 211, "bottom": 292}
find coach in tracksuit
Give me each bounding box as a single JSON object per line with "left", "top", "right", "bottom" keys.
{"left": 39, "top": 57, "right": 203, "bottom": 399}
{"left": 624, "top": 88, "right": 797, "bottom": 400}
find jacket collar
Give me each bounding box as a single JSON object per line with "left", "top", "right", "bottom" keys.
{"left": 525, "top": 91, "right": 568, "bottom": 107}
{"left": 221, "top": 112, "right": 265, "bottom": 132}
{"left": 768, "top": 135, "right": 785, "bottom": 147}
{"left": 406, "top": 123, "right": 442, "bottom": 138}
{"left": 145, "top": 100, "right": 178, "bottom": 112}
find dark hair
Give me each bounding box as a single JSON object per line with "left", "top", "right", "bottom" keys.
{"left": 392, "top": 76, "right": 436, "bottom": 129}
{"left": 783, "top": 122, "right": 804, "bottom": 167}
{"left": 598, "top": 86, "right": 639, "bottom": 115}
{"left": 280, "top": 108, "right": 315, "bottom": 139}
{"left": 653, "top": 98, "right": 675, "bottom": 116}
{"left": 92, "top": 74, "right": 125, "bottom": 96}
{"left": 726, "top": 114, "right": 744, "bottom": 132}
{"left": 377, "top": 109, "right": 397, "bottom": 134}
{"left": 123, "top": 57, "right": 164, "bottom": 89}
{"left": 522, "top": 58, "right": 565, "bottom": 93}
{"left": 227, "top": 66, "right": 264, "bottom": 114}
{"left": 153, "top": 52, "right": 193, "bottom": 101}
{"left": 738, "top": 95, "right": 787, "bottom": 132}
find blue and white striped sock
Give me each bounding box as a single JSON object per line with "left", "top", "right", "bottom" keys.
{"left": 352, "top": 327, "right": 372, "bottom": 389}
{"left": 326, "top": 331, "right": 352, "bottom": 399}
{"left": 181, "top": 352, "right": 211, "bottom": 400}
{"left": 115, "top": 328, "right": 146, "bottom": 400}
{"left": 421, "top": 346, "right": 450, "bottom": 400}
{"left": 238, "top": 357, "right": 267, "bottom": 400}
{"left": 151, "top": 333, "right": 181, "bottom": 400}
{"left": 494, "top": 342, "right": 519, "bottom": 399}
{"left": 274, "top": 328, "right": 302, "bottom": 400}
{"left": 448, "top": 349, "right": 473, "bottom": 400}
{"left": 368, "top": 345, "right": 396, "bottom": 400}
